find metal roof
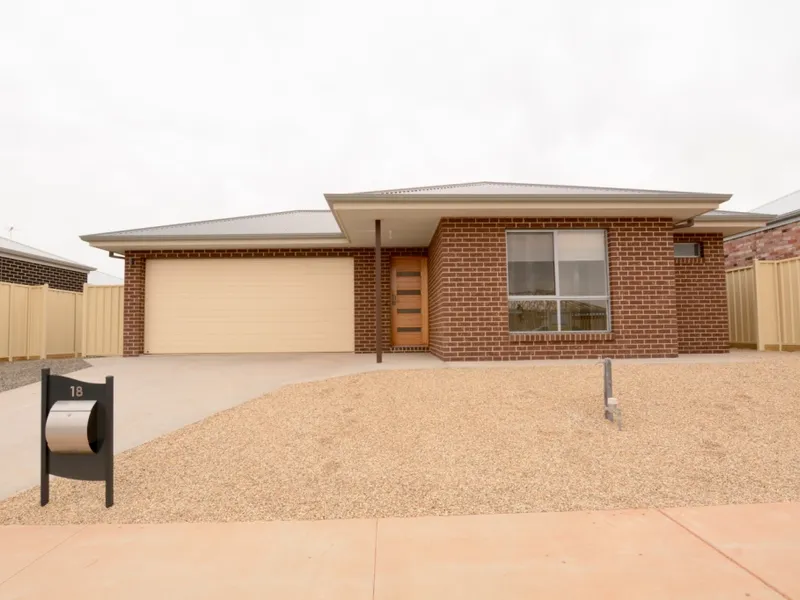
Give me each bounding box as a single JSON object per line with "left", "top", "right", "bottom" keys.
{"left": 88, "top": 271, "right": 124, "bottom": 285}
{"left": 81, "top": 210, "right": 344, "bottom": 241}
{"left": 352, "top": 181, "right": 727, "bottom": 197}
{"left": 0, "top": 236, "right": 94, "bottom": 272}
{"left": 752, "top": 189, "right": 800, "bottom": 216}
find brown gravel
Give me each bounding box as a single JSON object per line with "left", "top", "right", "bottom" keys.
{"left": 0, "top": 357, "right": 91, "bottom": 393}
{"left": 2, "top": 354, "right": 800, "bottom": 525}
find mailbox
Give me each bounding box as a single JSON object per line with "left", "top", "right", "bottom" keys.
{"left": 40, "top": 369, "right": 114, "bottom": 508}
{"left": 45, "top": 400, "right": 102, "bottom": 454}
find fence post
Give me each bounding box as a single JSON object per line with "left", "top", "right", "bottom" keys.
{"left": 5, "top": 284, "right": 12, "bottom": 362}
{"left": 81, "top": 283, "right": 89, "bottom": 358}
{"left": 776, "top": 263, "right": 784, "bottom": 352}
{"left": 40, "top": 284, "right": 48, "bottom": 359}
{"left": 754, "top": 260, "right": 764, "bottom": 351}
{"left": 25, "top": 286, "right": 31, "bottom": 360}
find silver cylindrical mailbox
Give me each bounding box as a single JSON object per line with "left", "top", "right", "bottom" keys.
{"left": 45, "top": 400, "right": 100, "bottom": 454}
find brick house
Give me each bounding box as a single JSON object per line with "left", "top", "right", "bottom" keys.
{"left": 724, "top": 189, "right": 800, "bottom": 269}
{"left": 81, "top": 182, "right": 769, "bottom": 360}
{"left": 1, "top": 236, "right": 94, "bottom": 292}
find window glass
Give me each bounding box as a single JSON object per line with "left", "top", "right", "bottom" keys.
{"left": 557, "top": 231, "right": 607, "bottom": 296}
{"left": 507, "top": 232, "right": 555, "bottom": 295}
{"left": 560, "top": 299, "right": 608, "bottom": 331}
{"left": 508, "top": 300, "right": 558, "bottom": 332}
{"left": 674, "top": 242, "right": 701, "bottom": 258}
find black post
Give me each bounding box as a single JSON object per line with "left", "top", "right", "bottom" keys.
{"left": 40, "top": 368, "right": 50, "bottom": 506}
{"left": 375, "top": 219, "right": 382, "bottom": 364}
{"left": 105, "top": 375, "right": 114, "bottom": 508}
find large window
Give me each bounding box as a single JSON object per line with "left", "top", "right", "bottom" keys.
{"left": 507, "top": 230, "right": 610, "bottom": 332}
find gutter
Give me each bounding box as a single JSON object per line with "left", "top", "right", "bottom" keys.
{"left": 81, "top": 232, "right": 347, "bottom": 243}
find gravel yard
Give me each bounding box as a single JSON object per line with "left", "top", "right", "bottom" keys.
{"left": 2, "top": 354, "right": 799, "bottom": 525}
{"left": 0, "top": 357, "right": 90, "bottom": 393}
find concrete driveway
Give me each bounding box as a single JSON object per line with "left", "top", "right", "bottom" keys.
{"left": 0, "top": 353, "right": 441, "bottom": 500}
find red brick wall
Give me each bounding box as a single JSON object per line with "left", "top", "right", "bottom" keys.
{"left": 724, "top": 220, "right": 800, "bottom": 268}
{"left": 122, "top": 247, "right": 425, "bottom": 356}
{"left": 0, "top": 256, "right": 88, "bottom": 292}
{"left": 427, "top": 218, "right": 680, "bottom": 360}
{"left": 674, "top": 233, "right": 728, "bottom": 353}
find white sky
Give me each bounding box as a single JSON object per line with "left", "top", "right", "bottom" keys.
{"left": 2, "top": 0, "right": 799, "bottom": 277}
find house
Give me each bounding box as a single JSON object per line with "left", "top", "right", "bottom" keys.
{"left": 724, "top": 189, "right": 800, "bottom": 268}
{"left": 80, "top": 182, "right": 771, "bottom": 361}
{"left": 0, "top": 236, "right": 94, "bottom": 292}
{"left": 88, "top": 271, "right": 124, "bottom": 286}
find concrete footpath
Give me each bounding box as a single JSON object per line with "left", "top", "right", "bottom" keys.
{"left": 0, "top": 502, "right": 797, "bottom": 599}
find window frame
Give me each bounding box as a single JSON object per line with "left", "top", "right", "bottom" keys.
{"left": 505, "top": 229, "right": 612, "bottom": 333}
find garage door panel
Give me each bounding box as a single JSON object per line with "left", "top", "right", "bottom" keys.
{"left": 145, "top": 258, "right": 354, "bottom": 354}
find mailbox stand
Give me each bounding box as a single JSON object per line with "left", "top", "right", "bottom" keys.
{"left": 41, "top": 368, "right": 114, "bottom": 507}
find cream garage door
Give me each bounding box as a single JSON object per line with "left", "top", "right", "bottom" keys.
{"left": 144, "top": 257, "right": 354, "bottom": 354}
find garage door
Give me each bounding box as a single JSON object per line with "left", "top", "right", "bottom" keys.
{"left": 144, "top": 258, "right": 354, "bottom": 354}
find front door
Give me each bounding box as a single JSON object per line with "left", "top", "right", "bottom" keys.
{"left": 391, "top": 257, "right": 428, "bottom": 347}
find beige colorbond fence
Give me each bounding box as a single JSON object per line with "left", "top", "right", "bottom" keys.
{"left": 0, "top": 283, "right": 124, "bottom": 361}
{"left": 82, "top": 284, "right": 124, "bottom": 357}
{"left": 726, "top": 257, "right": 800, "bottom": 351}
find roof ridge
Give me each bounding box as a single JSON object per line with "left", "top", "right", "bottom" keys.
{"left": 354, "top": 180, "right": 714, "bottom": 196}
{"left": 86, "top": 209, "right": 331, "bottom": 237}
{"left": 354, "top": 181, "right": 489, "bottom": 195}
{"left": 479, "top": 181, "right": 705, "bottom": 194}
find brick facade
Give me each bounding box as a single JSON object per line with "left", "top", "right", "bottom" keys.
{"left": 121, "top": 220, "right": 730, "bottom": 359}
{"left": 674, "top": 233, "right": 728, "bottom": 354}
{"left": 0, "top": 256, "right": 87, "bottom": 292}
{"left": 428, "top": 217, "right": 680, "bottom": 360}
{"left": 122, "top": 247, "right": 425, "bottom": 357}
{"left": 724, "top": 220, "right": 800, "bottom": 268}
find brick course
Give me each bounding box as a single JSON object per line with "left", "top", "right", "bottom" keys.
{"left": 674, "top": 233, "right": 728, "bottom": 354}
{"left": 428, "top": 217, "right": 680, "bottom": 360}
{"left": 724, "top": 220, "right": 800, "bottom": 268}
{"left": 122, "top": 247, "right": 425, "bottom": 357}
{"left": 0, "top": 256, "right": 87, "bottom": 292}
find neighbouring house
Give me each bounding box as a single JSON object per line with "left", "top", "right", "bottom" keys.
{"left": 80, "top": 181, "right": 771, "bottom": 361}
{"left": 0, "top": 236, "right": 94, "bottom": 292}
{"left": 724, "top": 189, "right": 800, "bottom": 268}
{"left": 88, "top": 271, "right": 124, "bottom": 285}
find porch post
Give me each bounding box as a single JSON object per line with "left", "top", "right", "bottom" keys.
{"left": 375, "top": 219, "right": 382, "bottom": 363}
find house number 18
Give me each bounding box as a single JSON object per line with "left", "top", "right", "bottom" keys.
{"left": 70, "top": 385, "right": 83, "bottom": 398}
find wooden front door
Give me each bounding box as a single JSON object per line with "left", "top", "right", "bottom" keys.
{"left": 391, "top": 257, "right": 428, "bottom": 347}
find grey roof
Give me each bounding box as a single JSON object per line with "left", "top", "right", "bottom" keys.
{"left": 88, "top": 271, "right": 124, "bottom": 285}
{"left": 752, "top": 189, "right": 800, "bottom": 216}
{"left": 81, "top": 210, "right": 344, "bottom": 241}
{"left": 0, "top": 236, "right": 94, "bottom": 272}
{"left": 351, "top": 181, "right": 728, "bottom": 197}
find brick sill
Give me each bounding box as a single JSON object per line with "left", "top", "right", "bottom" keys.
{"left": 509, "top": 332, "right": 614, "bottom": 344}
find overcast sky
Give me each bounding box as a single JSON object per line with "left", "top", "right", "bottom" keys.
{"left": 2, "top": 0, "right": 799, "bottom": 277}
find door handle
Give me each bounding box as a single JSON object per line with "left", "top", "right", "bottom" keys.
{"left": 392, "top": 294, "right": 396, "bottom": 306}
